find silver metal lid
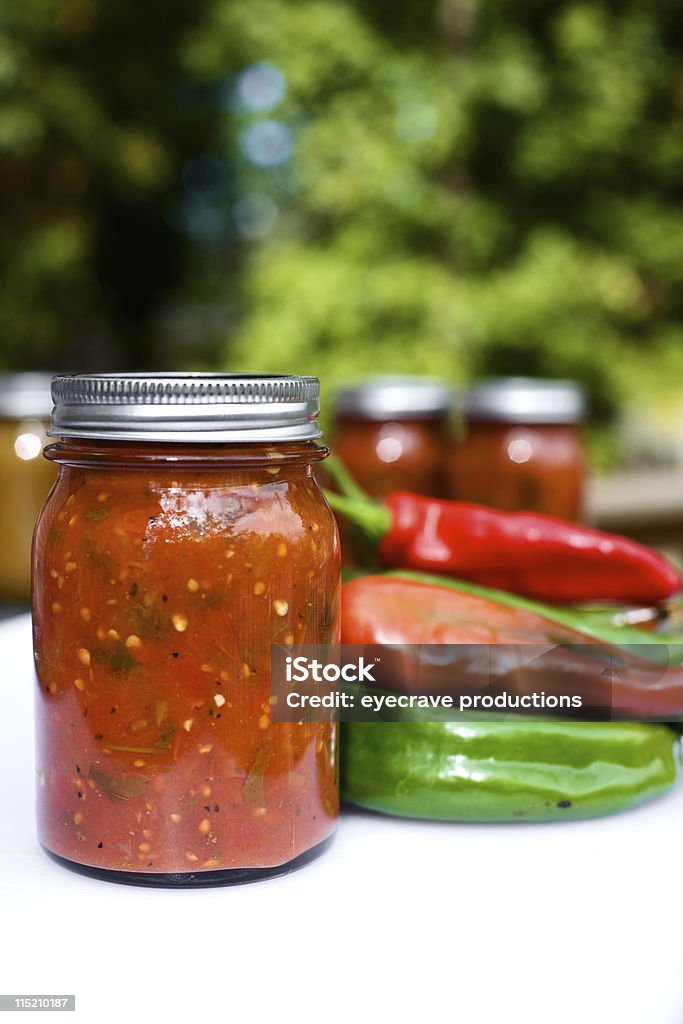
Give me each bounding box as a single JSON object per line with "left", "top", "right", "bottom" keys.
{"left": 334, "top": 376, "right": 453, "bottom": 420}
{"left": 49, "top": 373, "right": 322, "bottom": 442}
{"left": 460, "top": 378, "right": 586, "bottom": 424}
{"left": 0, "top": 372, "right": 54, "bottom": 420}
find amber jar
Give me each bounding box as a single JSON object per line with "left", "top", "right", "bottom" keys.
{"left": 447, "top": 378, "right": 586, "bottom": 521}
{"left": 33, "top": 374, "right": 340, "bottom": 887}
{"left": 331, "top": 377, "right": 453, "bottom": 498}
{"left": 0, "top": 373, "right": 56, "bottom": 601}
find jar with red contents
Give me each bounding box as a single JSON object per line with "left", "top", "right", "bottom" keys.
{"left": 33, "top": 373, "right": 340, "bottom": 887}
{"left": 0, "top": 373, "right": 56, "bottom": 601}
{"left": 331, "top": 377, "right": 453, "bottom": 499}
{"left": 446, "top": 378, "right": 586, "bottom": 521}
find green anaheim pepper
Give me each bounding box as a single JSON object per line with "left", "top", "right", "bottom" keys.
{"left": 341, "top": 719, "right": 682, "bottom": 821}
{"left": 385, "top": 570, "right": 683, "bottom": 662}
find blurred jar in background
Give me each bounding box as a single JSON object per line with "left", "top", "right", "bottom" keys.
{"left": 331, "top": 376, "right": 453, "bottom": 498}
{"left": 446, "top": 378, "right": 586, "bottom": 521}
{"left": 0, "top": 374, "right": 56, "bottom": 600}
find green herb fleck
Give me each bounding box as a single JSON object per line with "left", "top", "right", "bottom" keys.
{"left": 89, "top": 767, "right": 147, "bottom": 802}
{"left": 155, "top": 721, "right": 177, "bottom": 750}
{"left": 103, "top": 744, "right": 161, "bottom": 754}
{"left": 243, "top": 747, "right": 270, "bottom": 806}
{"left": 130, "top": 601, "right": 171, "bottom": 642}
{"left": 155, "top": 700, "right": 168, "bottom": 727}
{"left": 86, "top": 507, "right": 109, "bottom": 521}
{"left": 82, "top": 539, "right": 113, "bottom": 578}
{"left": 93, "top": 642, "right": 137, "bottom": 674}
{"left": 200, "top": 589, "right": 224, "bottom": 609}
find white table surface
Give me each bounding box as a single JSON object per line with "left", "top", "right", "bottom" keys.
{"left": 2, "top": 612, "right": 683, "bottom": 1024}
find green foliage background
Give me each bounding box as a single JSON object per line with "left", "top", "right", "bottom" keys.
{"left": 0, "top": 0, "right": 211, "bottom": 368}
{"left": 1, "top": 0, "right": 683, "bottom": 457}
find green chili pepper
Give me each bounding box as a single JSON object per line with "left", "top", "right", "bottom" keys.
{"left": 384, "top": 570, "right": 683, "bottom": 664}
{"left": 341, "top": 719, "right": 682, "bottom": 821}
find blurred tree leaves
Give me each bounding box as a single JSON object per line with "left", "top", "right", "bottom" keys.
{"left": 0, "top": 0, "right": 682, "bottom": 463}
{"left": 183, "top": 0, "right": 683, "bottom": 452}
{"left": 0, "top": 0, "right": 211, "bottom": 369}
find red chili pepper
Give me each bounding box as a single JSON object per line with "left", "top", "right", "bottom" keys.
{"left": 342, "top": 575, "right": 683, "bottom": 717}
{"left": 325, "top": 456, "right": 680, "bottom": 605}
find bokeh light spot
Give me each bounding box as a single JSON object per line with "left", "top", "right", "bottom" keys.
{"left": 376, "top": 437, "right": 404, "bottom": 464}
{"left": 233, "top": 194, "right": 279, "bottom": 238}
{"left": 236, "top": 63, "right": 287, "bottom": 112}
{"left": 240, "top": 120, "right": 293, "bottom": 166}
{"left": 507, "top": 438, "right": 533, "bottom": 464}
{"left": 15, "top": 432, "right": 43, "bottom": 461}
{"left": 394, "top": 101, "right": 438, "bottom": 144}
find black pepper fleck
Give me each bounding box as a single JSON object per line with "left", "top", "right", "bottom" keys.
{"left": 162, "top": 594, "right": 168, "bottom": 603}
{"left": 77, "top": 791, "right": 83, "bottom": 799}
{"left": 97, "top": 842, "right": 103, "bottom": 849}
{"left": 557, "top": 800, "right": 572, "bottom": 809}
{"left": 172, "top": 652, "right": 179, "bottom": 659}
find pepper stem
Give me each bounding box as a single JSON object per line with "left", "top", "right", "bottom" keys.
{"left": 324, "top": 491, "right": 391, "bottom": 544}
{"left": 323, "top": 453, "right": 370, "bottom": 501}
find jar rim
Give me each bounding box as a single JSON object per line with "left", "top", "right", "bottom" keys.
{"left": 43, "top": 438, "right": 328, "bottom": 469}
{"left": 48, "top": 373, "right": 322, "bottom": 442}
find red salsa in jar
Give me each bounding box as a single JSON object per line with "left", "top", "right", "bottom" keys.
{"left": 330, "top": 377, "right": 453, "bottom": 499}
{"left": 446, "top": 378, "right": 586, "bottom": 521}
{"left": 33, "top": 374, "right": 340, "bottom": 886}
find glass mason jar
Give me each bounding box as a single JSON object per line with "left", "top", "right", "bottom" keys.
{"left": 0, "top": 373, "right": 56, "bottom": 602}
{"left": 330, "top": 377, "right": 453, "bottom": 498}
{"left": 33, "top": 374, "right": 341, "bottom": 887}
{"left": 446, "top": 378, "right": 586, "bottom": 521}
